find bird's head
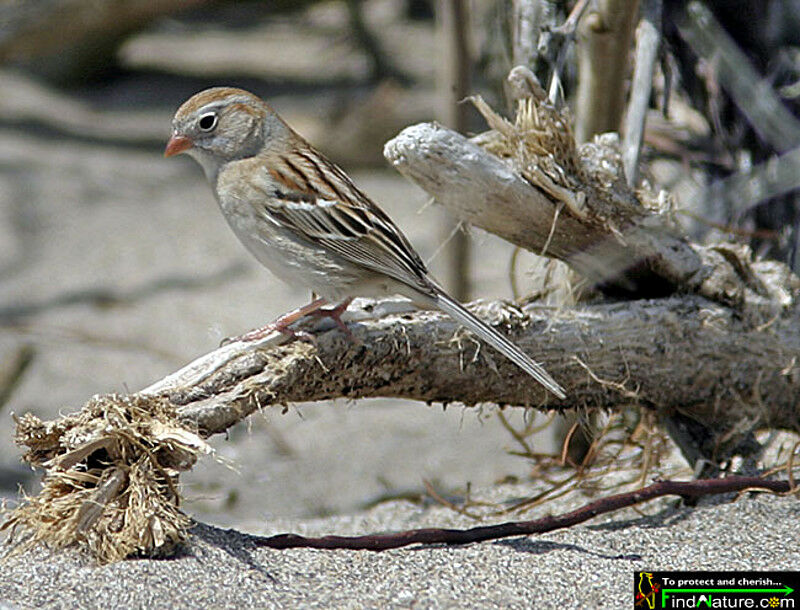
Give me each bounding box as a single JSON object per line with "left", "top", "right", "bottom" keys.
{"left": 165, "top": 87, "right": 283, "bottom": 180}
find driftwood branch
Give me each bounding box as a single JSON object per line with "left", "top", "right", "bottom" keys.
{"left": 11, "top": 289, "right": 795, "bottom": 563}
{"left": 27, "top": 87, "right": 799, "bottom": 442}
{"left": 8, "top": 81, "right": 800, "bottom": 563}
{"left": 5, "top": 85, "right": 794, "bottom": 448}
{"left": 134, "top": 294, "right": 800, "bottom": 441}
{"left": 383, "top": 117, "right": 795, "bottom": 306}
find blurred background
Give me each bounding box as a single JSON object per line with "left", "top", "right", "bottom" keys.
{"left": 2, "top": 0, "right": 800, "bottom": 532}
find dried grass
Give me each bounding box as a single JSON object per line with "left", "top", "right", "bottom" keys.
{"left": 472, "top": 89, "right": 591, "bottom": 302}
{"left": 2, "top": 393, "right": 210, "bottom": 563}
{"left": 470, "top": 93, "right": 588, "bottom": 220}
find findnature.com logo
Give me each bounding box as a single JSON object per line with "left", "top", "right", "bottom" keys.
{"left": 634, "top": 571, "right": 798, "bottom": 609}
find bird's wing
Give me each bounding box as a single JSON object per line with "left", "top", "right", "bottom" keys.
{"left": 253, "top": 147, "right": 431, "bottom": 291}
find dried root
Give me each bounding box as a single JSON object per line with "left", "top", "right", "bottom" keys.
{"left": 2, "top": 393, "right": 210, "bottom": 563}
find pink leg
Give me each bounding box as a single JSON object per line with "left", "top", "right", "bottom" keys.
{"left": 228, "top": 297, "right": 329, "bottom": 344}
{"left": 308, "top": 298, "right": 356, "bottom": 341}
{"left": 227, "top": 298, "right": 356, "bottom": 344}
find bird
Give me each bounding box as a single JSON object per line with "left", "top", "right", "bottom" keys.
{"left": 165, "top": 87, "right": 565, "bottom": 399}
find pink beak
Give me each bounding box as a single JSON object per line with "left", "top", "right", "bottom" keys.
{"left": 164, "top": 134, "right": 193, "bottom": 157}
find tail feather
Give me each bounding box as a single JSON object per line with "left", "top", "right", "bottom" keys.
{"left": 431, "top": 290, "right": 566, "bottom": 399}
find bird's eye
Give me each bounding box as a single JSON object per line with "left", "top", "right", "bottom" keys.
{"left": 198, "top": 112, "right": 218, "bottom": 132}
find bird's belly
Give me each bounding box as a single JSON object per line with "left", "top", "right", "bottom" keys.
{"left": 221, "top": 207, "right": 371, "bottom": 301}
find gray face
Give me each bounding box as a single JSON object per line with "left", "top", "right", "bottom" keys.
{"left": 172, "top": 98, "right": 268, "bottom": 181}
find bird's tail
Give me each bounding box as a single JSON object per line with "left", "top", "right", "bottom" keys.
{"left": 430, "top": 290, "right": 566, "bottom": 399}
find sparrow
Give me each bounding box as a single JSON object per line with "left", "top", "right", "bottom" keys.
{"left": 165, "top": 87, "right": 565, "bottom": 398}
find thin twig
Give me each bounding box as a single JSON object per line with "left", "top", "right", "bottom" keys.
{"left": 573, "top": 355, "right": 639, "bottom": 399}
{"left": 540, "top": 202, "right": 563, "bottom": 257}
{"left": 508, "top": 247, "right": 523, "bottom": 301}
{"left": 252, "top": 476, "right": 793, "bottom": 551}
{"left": 560, "top": 420, "right": 580, "bottom": 466}
{"left": 422, "top": 479, "right": 482, "bottom": 520}
{"left": 504, "top": 472, "right": 578, "bottom": 514}
{"left": 622, "top": 0, "right": 662, "bottom": 186}
{"left": 497, "top": 410, "right": 535, "bottom": 457}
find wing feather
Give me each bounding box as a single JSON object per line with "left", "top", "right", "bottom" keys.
{"left": 254, "top": 149, "right": 431, "bottom": 290}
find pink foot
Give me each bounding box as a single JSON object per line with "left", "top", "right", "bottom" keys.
{"left": 223, "top": 323, "right": 316, "bottom": 346}
{"left": 221, "top": 297, "right": 356, "bottom": 346}
{"left": 307, "top": 299, "right": 358, "bottom": 342}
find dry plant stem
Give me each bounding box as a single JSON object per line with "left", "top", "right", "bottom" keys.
{"left": 437, "top": 0, "right": 472, "bottom": 300}
{"left": 574, "top": 0, "right": 641, "bottom": 142}
{"left": 423, "top": 480, "right": 481, "bottom": 519}
{"left": 704, "top": 146, "right": 800, "bottom": 224}
{"left": 622, "top": 0, "right": 662, "bottom": 186}
{"left": 136, "top": 295, "right": 800, "bottom": 439}
{"left": 252, "top": 476, "right": 792, "bottom": 551}
{"left": 677, "top": 2, "right": 800, "bottom": 153}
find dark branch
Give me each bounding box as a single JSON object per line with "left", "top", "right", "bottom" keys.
{"left": 252, "top": 476, "right": 792, "bottom": 551}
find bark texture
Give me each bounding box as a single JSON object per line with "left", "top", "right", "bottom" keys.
{"left": 150, "top": 295, "right": 800, "bottom": 440}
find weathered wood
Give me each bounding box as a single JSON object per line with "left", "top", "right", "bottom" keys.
{"left": 385, "top": 122, "right": 595, "bottom": 264}
{"left": 130, "top": 296, "right": 800, "bottom": 440}
{"left": 575, "top": 0, "right": 641, "bottom": 142}
{"left": 384, "top": 118, "right": 692, "bottom": 296}
{"left": 384, "top": 120, "right": 776, "bottom": 302}
{"left": 512, "top": 0, "right": 558, "bottom": 72}
{"left": 622, "top": 0, "right": 662, "bottom": 186}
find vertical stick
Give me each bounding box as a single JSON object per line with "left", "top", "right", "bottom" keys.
{"left": 622, "top": 0, "right": 662, "bottom": 186}
{"left": 575, "top": 0, "right": 641, "bottom": 143}
{"left": 512, "top": 0, "right": 559, "bottom": 75}
{"left": 437, "top": 0, "right": 472, "bottom": 300}
{"left": 513, "top": 0, "right": 541, "bottom": 69}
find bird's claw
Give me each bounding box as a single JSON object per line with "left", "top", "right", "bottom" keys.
{"left": 220, "top": 323, "right": 317, "bottom": 346}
